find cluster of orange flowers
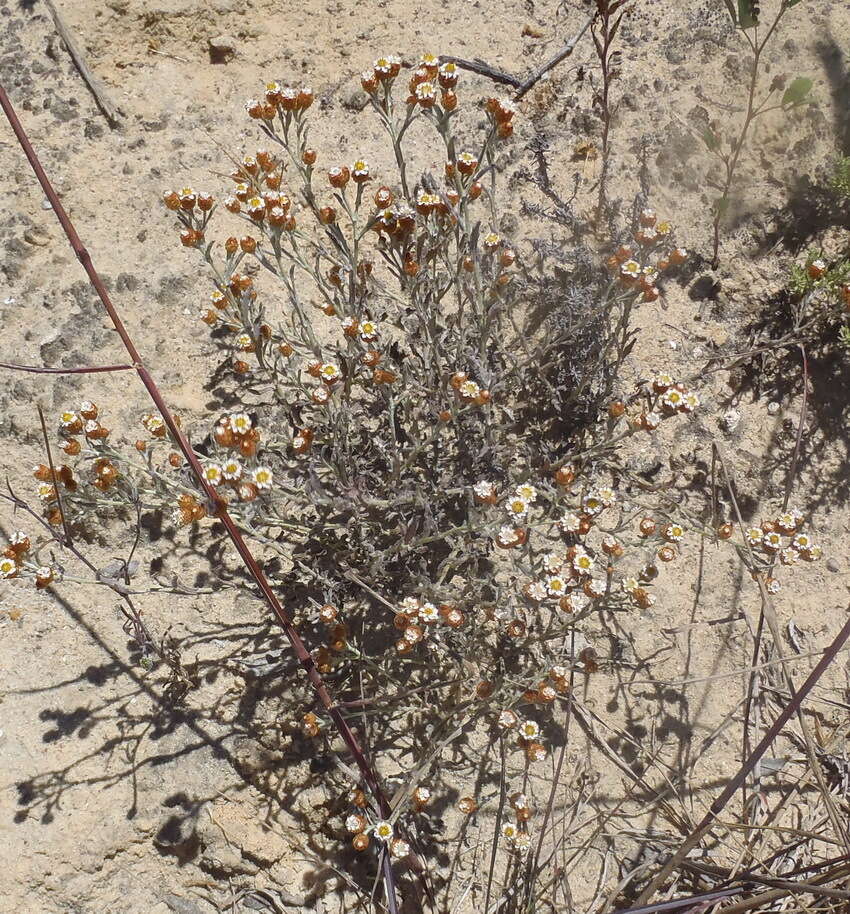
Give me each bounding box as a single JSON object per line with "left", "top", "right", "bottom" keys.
{"left": 170, "top": 413, "right": 270, "bottom": 525}
{"left": 737, "top": 508, "right": 822, "bottom": 592}
{"left": 28, "top": 403, "right": 123, "bottom": 526}
{"left": 0, "top": 532, "right": 54, "bottom": 588}
{"left": 605, "top": 209, "right": 688, "bottom": 302}
{"left": 245, "top": 83, "right": 315, "bottom": 122}
{"left": 359, "top": 53, "right": 461, "bottom": 114}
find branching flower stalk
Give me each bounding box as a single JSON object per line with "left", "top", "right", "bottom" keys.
{"left": 707, "top": 0, "right": 810, "bottom": 266}
{"left": 591, "top": 0, "right": 631, "bottom": 228}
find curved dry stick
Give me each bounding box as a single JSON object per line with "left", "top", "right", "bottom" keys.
{"left": 0, "top": 83, "right": 401, "bottom": 912}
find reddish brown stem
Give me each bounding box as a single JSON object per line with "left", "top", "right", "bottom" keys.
{"left": 0, "top": 83, "right": 401, "bottom": 912}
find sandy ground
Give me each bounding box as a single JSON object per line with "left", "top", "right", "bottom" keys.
{"left": 1, "top": 0, "right": 850, "bottom": 912}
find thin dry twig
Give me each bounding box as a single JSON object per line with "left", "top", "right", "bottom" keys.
{"left": 43, "top": 0, "right": 123, "bottom": 126}
{"left": 630, "top": 602, "right": 850, "bottom": 906}
{"left": 0, "top": 361, "right": 134, "bottom": 375}
{"left": 441, "top": 13, "right": 594, "bottom": 101}
{"left": 514, "top": 15, "right": 594, "bottom": 100}
{"left": 714, "top": 443, "right": 850, "bottom": 858}
{"left": 438, "top": 56, "right": 521, "bottom": 89}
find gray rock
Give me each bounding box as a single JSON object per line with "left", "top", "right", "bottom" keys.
{"left": 39, "top": 330, "right": 64, "bottom": 365}
{"left": 23, "top": 228, "right": 49, "bottom": 246}
{"left": 84, "top": 120, "right": 105, "bottom": 140}
{"left": 826, "top": 558, "right": 840, "bottom": 573}
{"left": 164, "top": 895, "right": 204, "bottom": 914}
{"left": 665, "top": 43, "right": 686, "bottom": 65}
{"left": 343, "top": 89, "right": 369, "bottom": 112}
{"left": 52, "top": 98, "right": 78, "bottom": 123}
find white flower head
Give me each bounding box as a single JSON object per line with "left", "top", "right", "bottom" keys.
{"left": 546, "top": 575, "right": 567, "bottom": 597}
{"left": 391, "top": 838, "right": 411, "bottom": 858}
{"left": 506, "top": 496, "right": 529, "bottom": 519}
{"left": 597, "top": 487, "right": 616, "bottom": 507}
{"left": 515, "top": 483, "right": 537, "bottom": 502}
{"left": 222, "top": 459, "right": 243, "bottom": 481}
{"left": 320, "top": 362, "right": 341, "bottom": 383}
{"left": 230, "top": 412, "right": 252, "bottom": 434}
{"left": 37, "top": 482, "right": 55, "bottom": 501}
{"left": 661, "top": 388, "right": 685, "bottom": 410}
{"left": 498, "top": 709, "right": 518, "bottom": 729}
{"left": 458, "top": 379, "right": 481, "bottom": 400}
{"left": 559, "top": 512, "right": 582, "bottom": 534}
{"left": 373, "top": 820, "right": 393, "bottom": 842}
{"left": 520, "top": 719, "right": 540, "bottom": 740}
{"left": 345, "top": 814, "right": 364, "bottom": 833}
{"left": 525, "top": 581, "right": 547, "bottom": 602}
{"left": 359, "top": 320, "right": 379, "bottom": 342}
{"left": 572, "top": 551, "right": 595, "bottom": 575}
{"left": 204, "top": 463, "right": 223, "bottom": 485}
{"left": 791, "top": 532, "right": 811, "bottom": 551}
{"left": 497, "top": 525, "right": 520, "bottom": 547}
{"left": 582, "top": 491, "right": 604, "bottom": 516}
{"left": 763, "top": 531, "right": 782, "bottom": 551}
{"left": 252, "top": 466, "right": 273, "bottom": 490}
{"left": 418, "top": 602, "right": 440, "bottom": 623}
{"left": 474, "top": 480, "right": 495, "bottom": 499}
{"left": 399, "top": 596, "right": 421, "bottom": 614}
{"left": 682, "top": 390, "right": 701, "bottom": 412}
{"left": 621, "top": 576, "right": 639, "bottom": 594}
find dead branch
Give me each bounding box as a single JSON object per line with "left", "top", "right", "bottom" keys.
{"left": 441, "top": 13, "right": 594, "bottom": 101}
{"left": 43, "top": 0, "right": 123, "bottom": 126}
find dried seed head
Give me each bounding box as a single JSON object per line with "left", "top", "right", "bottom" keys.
{"left": 639, "top": 517, "right": 657, "bottom": 536}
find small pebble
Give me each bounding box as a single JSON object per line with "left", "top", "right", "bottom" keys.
{"left": 24, "top": 228, "right": 49, "bottom": 246}
{"left": 343, "top": 89, "right": 369, "bottom": 112}
{"left": 826, "top": 558, "right": 840, "bottom": 573}
{"left": 41, "top": 198, "right": 52, "bottom": 210}
{"left": 767, "top": 401, "right": 781, "bottom": 415}
{"left": 722, "top": 408, "right": 742, "bottom": 432}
